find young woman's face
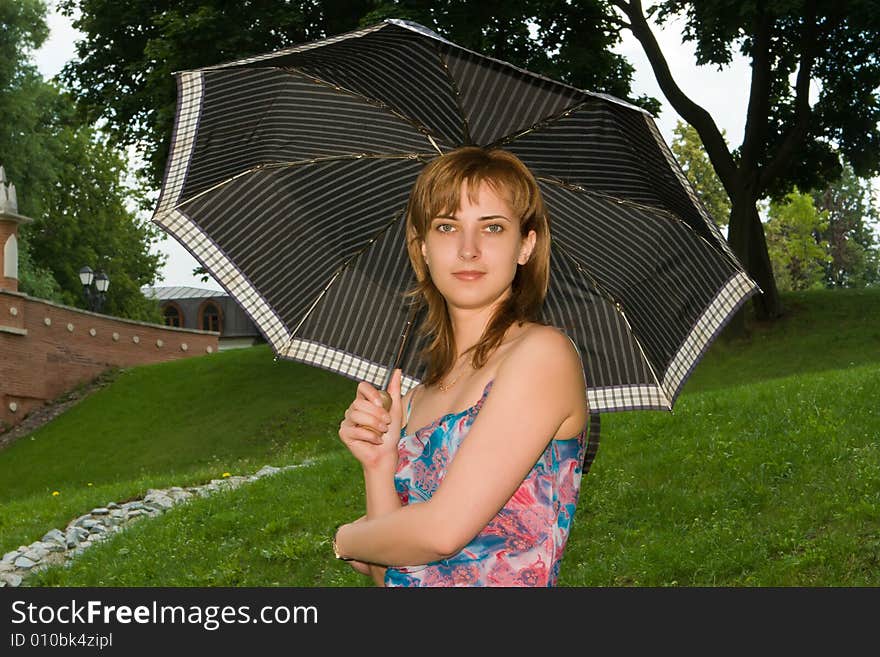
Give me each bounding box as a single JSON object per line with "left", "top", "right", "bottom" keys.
{"left": 421, "top": 179, "right": 536, "bottom": 312}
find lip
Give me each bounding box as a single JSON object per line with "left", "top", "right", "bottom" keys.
{"left": 452, "top": 271, "right": 486, "bottom": 281}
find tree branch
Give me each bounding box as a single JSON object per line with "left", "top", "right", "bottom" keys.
{"left": 758, "top": 1, "right": 819, "bottom": 191}
{"left": 605, "top": 7, "right": 631, "bottom": 31}
{"left": 611, "top": 0, "right": 739, "bottom": 194}
{"left": 740, "top": 9, "right": 772, "bottom": 173}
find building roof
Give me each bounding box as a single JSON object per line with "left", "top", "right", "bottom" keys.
{"left": 141, "top": 285, "right": 229, "bottom": 300}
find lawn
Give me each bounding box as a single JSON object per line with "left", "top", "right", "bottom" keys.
{"left": 2, "top": 288, "right": 878, "bottom": 586}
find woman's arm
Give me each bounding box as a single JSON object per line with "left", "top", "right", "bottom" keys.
{"left": 362, "top": 382, "right": 416, "bottom": 518}
{"left": 334, "top": 327, "right": 586, "bottom": 565}
{"left": 357, "top": 384, "right": 417, "bottom": 585}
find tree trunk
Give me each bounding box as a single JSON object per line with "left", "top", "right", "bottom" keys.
{"left": 747, "top": 207, "right": 782, "bottom": 320}
{"left": 724, "top": 191, "right": 783, "bottom": 338}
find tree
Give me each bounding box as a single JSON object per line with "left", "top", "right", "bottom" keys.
{"left": 0, "top": 0, "right": 48, "bottom": 90}
{"left": 59, "top": 0, "right": 657, "bottom": 191}
{"left": 811, "top": 163, "right": 880, "bottom": 288}
{"left": 609, "top": 0, "right": 880, "bottom": 332}
{"left": 670, "top": 120, "right": 730, "bottom": 227}
{"left": 1, "top": 0, "right": 165, "bottom": 321}
{"left": 20, "top": 111, "right": 167, "bottom": 322}
{"left": 765, "top": 188, "right": 830, "bottom": 291}
{"left": 0, "top": 0, "right": 61, "bottom": 300}
{"left": 16, "top": 236, "right": 63, "bottom": 303}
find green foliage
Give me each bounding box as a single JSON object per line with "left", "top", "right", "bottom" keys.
{"left": 670, "top": 120, "right": 730, "bottom": 226}
{"left": 763, "top": 167, "right": 880, "bottom": 293}
{"left": 5, "top": 75, "right": 167, "bottom": 321}
{"left": 765, "top": 188, "right": 831, "bottom": 291}
{"left": 15, "top": 235, "right": 64, "bottom": 303}
{"left": 363, "top": 1, "right": 653, "bottom": 109}
{"left": 1, "top": 1, "right": 166, "bottom": 321}
{"left": 16, "top": 108, "right": 167, "bottom": 321}
{"left": 59, "top": 0, "right": 654, "bottom": 190}
{"left": 650, "top": 0, "right": 880, "bottom": 192}
{"left": 0, "top": 0, "right": 49, "bottom": 88}
{"left": 616, "top": 0, "right": 880, "bottom": 319}
{"left": 811, "top": 163, "right": 880, "bottom": 288}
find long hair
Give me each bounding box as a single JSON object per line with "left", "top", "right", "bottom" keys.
{"left": 405, "top": 147, "right": 551, "bottom": 387}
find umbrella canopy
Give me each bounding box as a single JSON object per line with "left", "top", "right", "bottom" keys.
{"left": 151, "top": 18, "right": 758, "bottom": 414}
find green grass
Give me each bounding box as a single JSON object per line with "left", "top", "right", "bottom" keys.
{"left": 680, "top": 288, "right": 880, "bottom": 393}
{"left": 0, "top": 347, "right": 353, "bottom": 553}
{"left": 3, "top": 288, "right": 879, "bottom": 586}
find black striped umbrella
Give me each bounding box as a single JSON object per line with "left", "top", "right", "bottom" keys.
{"left": 151, "top": 19, "right": 758, "bottom": 415}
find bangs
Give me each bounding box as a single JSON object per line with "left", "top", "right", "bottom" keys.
{"left": 409, "top": 148, "right": 540, "bottom": 235}
{"left": 428, "top": 167, "right": 533, "bottom": 223}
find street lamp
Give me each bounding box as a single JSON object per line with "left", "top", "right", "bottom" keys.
{"left": 79, "top": 265, "right": 110, "bottom": 313}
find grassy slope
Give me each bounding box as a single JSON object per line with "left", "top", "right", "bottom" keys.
{"left": 3, "top": 288, "right": 879, "bottom": 585}
{"left": 0, "top": 347, "right": 353, "bottom": 552}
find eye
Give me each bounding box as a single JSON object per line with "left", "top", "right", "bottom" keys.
{"left": 484, "top": 224, "right": 504, "bottom": 234}
{"left": 435, "top": 223, "right": 456, "bottom": 233}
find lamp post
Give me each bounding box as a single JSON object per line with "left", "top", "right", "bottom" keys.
{"left": 78, "top": 265, "right": 110, "bottom": 313}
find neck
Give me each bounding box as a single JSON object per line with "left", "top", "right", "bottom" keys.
{"left": 448, "top": 297, "right": 506, "bottom": 361}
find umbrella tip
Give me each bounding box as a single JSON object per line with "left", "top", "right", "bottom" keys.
{"left": 385, "top": 18, "right": 446, "bottom": 42}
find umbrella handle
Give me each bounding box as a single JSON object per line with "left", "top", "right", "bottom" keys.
{"left": 377, "top": 303, "right": 418, "bottom": 412}
{"left": 357, "top": 391, "right": 393, "bottom": 436}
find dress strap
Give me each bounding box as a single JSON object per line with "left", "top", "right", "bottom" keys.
{"left": 404, "top": 386, "right": 417, "bottom": 426}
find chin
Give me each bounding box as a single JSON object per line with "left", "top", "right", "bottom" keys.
{"left": 441, "top": 288, "right": 512, "bottom": 311}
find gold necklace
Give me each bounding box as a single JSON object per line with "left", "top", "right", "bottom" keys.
{"left": 438, "top": 355, "right": 468, "bottom": 392}
{"left": 438, "top": 372, "right": 462, "bottom": 392}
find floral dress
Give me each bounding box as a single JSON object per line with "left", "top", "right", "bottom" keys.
{"left": 384, "top": 379, "right": 588, "bottom": 587}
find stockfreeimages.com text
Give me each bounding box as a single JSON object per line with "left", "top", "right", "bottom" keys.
{"left": 10, "top": 599, "right": 317, "bottom": 631}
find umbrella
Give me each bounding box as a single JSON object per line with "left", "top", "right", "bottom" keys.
{"left": 151, "top": 19, "right": 758, "bottom": 445}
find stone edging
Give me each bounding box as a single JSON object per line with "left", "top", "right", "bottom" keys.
{"left": 0, "top": 463, "right": 311, "bottom": 587}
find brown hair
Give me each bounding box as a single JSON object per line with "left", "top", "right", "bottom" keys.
{"left": 405, "top": 147, "right": 551, "bottom": 387}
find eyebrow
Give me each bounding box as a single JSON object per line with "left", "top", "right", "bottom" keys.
{"left": 433, "top": 214, "right": 511, "bottom": 222}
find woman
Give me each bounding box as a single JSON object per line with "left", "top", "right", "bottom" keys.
{"left": 334, "top": 147, "right": 589, "bottom": 586}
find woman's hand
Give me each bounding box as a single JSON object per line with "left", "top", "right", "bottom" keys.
{"left": 338, "top": 368, "right": 403, "bottom": 471}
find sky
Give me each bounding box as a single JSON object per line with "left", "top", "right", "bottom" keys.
{"left": 31, "top": 3, "right": 876, "bottom": 290}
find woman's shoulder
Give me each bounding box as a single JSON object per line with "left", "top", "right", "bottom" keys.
{"left": 510, "top": 323, "right": 580, "bottom": 358}
{"left": 494, "top": 323, "right": 587, "bottom": 437}
{"left": 500, "top": 323, "right": 584, "bottom": 384}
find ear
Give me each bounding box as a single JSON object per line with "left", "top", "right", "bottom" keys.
{"left": 518, "top": 230, "right": 537, "bottom": 265}
{"left": 421, "top": 241, "right": 428, "bottom": 262}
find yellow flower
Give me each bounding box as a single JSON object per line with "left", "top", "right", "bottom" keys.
{"left": 52, "top": 491, "right": 60, "bottom": 496}
{"left": 222, "top": 472, "right": 231, "bottom": 477}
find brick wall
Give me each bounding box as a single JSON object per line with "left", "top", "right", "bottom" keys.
{"left": 0, "top": 289, "right": 219, "bottom": 432}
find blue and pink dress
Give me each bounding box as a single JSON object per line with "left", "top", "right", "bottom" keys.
{"left": 384, "top": 379, "right": 588, "bottom": 587}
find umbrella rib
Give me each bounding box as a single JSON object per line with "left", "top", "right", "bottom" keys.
{"left": 639, "top": 113, "right": 753, "bottom": 279}
{"left": 160, "top": 153, "right": 436, "bottom": 215}
{"left": 485, "top": 99, "right": 591, "bottom": 150}
{"left": 283, "top": 208, "right": 408, "bottom": 350}
{"left": 429, "top": 43, "right": 473, "bottom": 146}
{"left": 552, "top": 238, "right": 670, "bottom": 407}
{"left": 537, "top": 175, "right": 686, "bottom": 221}
{"left": 279, "top": 65, "right": 444, "bottom": 155}
{"left": 489, "top": 104, "right": 748, "bottom": 273}
{"left": 536, "top": 175, "right": 742, "bottom": 266}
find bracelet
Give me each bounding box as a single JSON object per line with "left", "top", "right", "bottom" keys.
{"left": 332, "top": 527, "right": 354, "bottom": 561}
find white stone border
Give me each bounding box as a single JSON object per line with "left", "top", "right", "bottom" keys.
{"left": 0, "top": 462, "right": 313, "bottom": 587}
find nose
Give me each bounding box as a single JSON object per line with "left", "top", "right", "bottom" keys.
{"left": 458, "top": 227, "right": 481, "bottom": 261}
